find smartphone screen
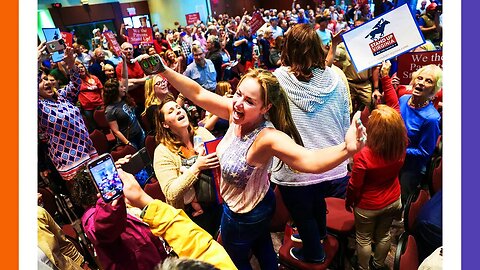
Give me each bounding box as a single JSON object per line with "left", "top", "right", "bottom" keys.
{"left": 42, "top": 28, "right": 65, "bottom": 63}
{"left": 87, "top": 153, "right": 123, "bottom": 202}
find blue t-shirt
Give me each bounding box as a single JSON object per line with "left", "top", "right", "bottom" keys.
{"left": 316, "top": 29, "right": 332, "bottom": 47}
{"left": 399, "top": 95, "right": 441, "bottom": 173}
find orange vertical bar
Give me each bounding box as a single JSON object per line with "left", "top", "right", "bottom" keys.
{"left": 1, "top": 0, "right": 19, "bottom": 268}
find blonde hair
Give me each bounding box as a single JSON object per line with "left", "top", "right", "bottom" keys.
{"left": 366, "top": 105, "right": 407, "bottom": 161}
{"left": 409, "top": 64, "right": 443, "bottom": 95}
{"left": 143, "top": 75, "right": 173, "bottom": 115}
{"left": 215, "top": 81, "right": 233, "bottom": 97}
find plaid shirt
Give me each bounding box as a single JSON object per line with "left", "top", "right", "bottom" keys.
{"left": 180, "top": 41, "right": 191, "bottom": 56}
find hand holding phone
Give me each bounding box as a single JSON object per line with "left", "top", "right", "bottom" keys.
{"left": 87, "top": 153, "right": 123, "bottom": 203}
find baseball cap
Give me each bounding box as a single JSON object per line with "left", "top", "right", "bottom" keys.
{"left": 427, "top": 3, "right": 437, "bottom": 11}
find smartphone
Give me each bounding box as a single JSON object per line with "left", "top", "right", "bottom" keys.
{"left": 46, "top": 39, "right": 66, "bottom": 54}
{"left": 87, "top": 153, "right": 123, "bottom": 203}
{"left": 121, "top": 147, "right": 151, "bottom": 175}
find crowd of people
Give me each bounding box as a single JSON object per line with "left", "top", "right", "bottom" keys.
{"left": 37, "top": 0, "right": 443, "bottom": 269}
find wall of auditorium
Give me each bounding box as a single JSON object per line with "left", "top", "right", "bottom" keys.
{"left": 209, "top": 0, "right": 317, "bottom": 17}
{"left": 38, "top": 0, "right": 211, "bottom": 40}
{"left": 147, "top": 0, "right": 211, "bottom": 30}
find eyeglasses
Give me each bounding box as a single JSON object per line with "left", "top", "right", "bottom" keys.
{"left": 154, "top": 80, "right": 168, "bottom": 87}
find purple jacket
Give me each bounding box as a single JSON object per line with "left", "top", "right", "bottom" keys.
{"left": 82, "top": 197, "right": 168, "bottom": 270}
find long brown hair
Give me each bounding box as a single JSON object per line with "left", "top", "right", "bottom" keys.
{"left": 281, "top": 23, "right": 325, "bottom": 82}
{"left": 366, "top": 105, "right": 407, "bottom": 161}
{"left": 154, "top": 98, "right": 196, "bottom": 153}
{"left": 103, "top": 79, "right": 136, "bottom": 107}
{"left": 238, "top": 69, "right": 304, "bottom": 170}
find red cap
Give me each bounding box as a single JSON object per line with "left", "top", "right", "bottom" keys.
{"left": 427, "top": 3, "right": 437, "bottom": 11}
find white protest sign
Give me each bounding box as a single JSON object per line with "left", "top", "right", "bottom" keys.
{"left": 342, "top": 3, "right": 425, "bottom": 72}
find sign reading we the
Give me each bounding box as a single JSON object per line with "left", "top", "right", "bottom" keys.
{"left": 397, "top": 51, "right": 443, "bottom": 85}
{"left": 127, "top": 27, "right": 154, "bottom": 45}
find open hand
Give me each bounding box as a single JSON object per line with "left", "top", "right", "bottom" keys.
{"left": 380, "top": 60, "right": 391, "bottom": 77}
{"left": 37, "top": 42, "right": 47, "bottom": 63}
{"left": 345, "top": 111, "right": 367, "bottom": 155}
{"left": 195, "top": 152, "right": 220, "bottom": 171}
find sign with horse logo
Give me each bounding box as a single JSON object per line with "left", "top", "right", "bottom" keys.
{"left": 341, "top": 4, "right": 425, "bottom": 72}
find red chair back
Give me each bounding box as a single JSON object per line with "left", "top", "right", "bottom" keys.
{"left": 404, "top": 188, "right": 430, "bottom": 233}
{"left": 93, "top": 109, "right": 117, "bottom": 143}
{"left": 93, "top": 109, "right": 109, "bottom": 130}
{"left": 394, "top": 234, "right": 419, "bottom": 270}
{"left": 89, "top": 129, "right": 110, "bottom": 154}
{"left": 325, "top": 197, "right": 355, "bottom": 234}
{"left": 145, "top": 135, "right": 157, "bottom": 161}
{"left": 144, "top": 177, "right": 166, "bottom": 202}
{"left": 110, "top": 144, "right": 137, "bottom": 162}
{"left": 269, "top": 186, "right": 291, "bottom": 232}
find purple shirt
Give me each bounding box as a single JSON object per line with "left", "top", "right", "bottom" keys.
{"left": 82, "top": 197, "right": 169, "bottom": 270}
{"left": 38, "top": 67, "right": 97, "bottom": 180}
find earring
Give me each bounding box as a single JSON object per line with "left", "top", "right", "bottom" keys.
{"left": 264, "top": 113, "right": 270, "bottom": 121}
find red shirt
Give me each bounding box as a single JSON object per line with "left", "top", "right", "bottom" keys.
{"left": 116, "top": 60, "right": 146, "bottom": 105}
{"left": 346, "top": 147, "right": 403, "bottom": 210}
{"left": 78, "top": 75, "right": 104, "bottom": 110}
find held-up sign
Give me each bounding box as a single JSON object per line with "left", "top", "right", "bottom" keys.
{"left": 397, "top": 50, "right": 442, "bottom": 85}
{"left": 60, "top": 32, "right": 73, "bottom": 47}
{"left": 341, "top": 3, "right": 425, "bottom": 73}
{"left": 249, "top": 12, "right": 266, "bottom": 34}
{"left": 127, "top": 27, "right": 154, "bottom": 45}
{"left": 103, "top": 31, "right": 122, "bottom": 56}
{"left": 185, "top": 12, "right": 201, "bottom": 25}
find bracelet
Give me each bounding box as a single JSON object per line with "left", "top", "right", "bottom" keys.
{"left": 140, "top": 204, "right": 149, "bottom": 219}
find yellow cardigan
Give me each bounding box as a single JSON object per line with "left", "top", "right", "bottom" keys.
{"left": 143, "top": 199, "right": 237, "bottom": 270}
{"left": 153, "top": 127, "right": 215, "bottom": 209}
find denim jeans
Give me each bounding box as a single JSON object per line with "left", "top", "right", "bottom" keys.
{"left": 323, "top": 175, "right": 350, "bottom": 199}
{"left": 220, "top": 188, "right": 277, "bottom": 270}
{"left": 82, "top": 109, "right": 97, "bottom": 132}
{"left": 278, "top": 180, "right": 337, "bottom": 261}
{"left": 399, "top": 168, "right": 426, "bottom": 206}
{"left": 129, "top": 130, "right": 145, "bottom": 151}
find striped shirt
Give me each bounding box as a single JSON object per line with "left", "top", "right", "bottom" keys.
{"left": 271, "top": 66, "right": 350, "bottom": 186}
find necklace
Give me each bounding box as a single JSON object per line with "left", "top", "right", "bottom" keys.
{"left": 408, "top": 98, "right": 430, "bottom": 109}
